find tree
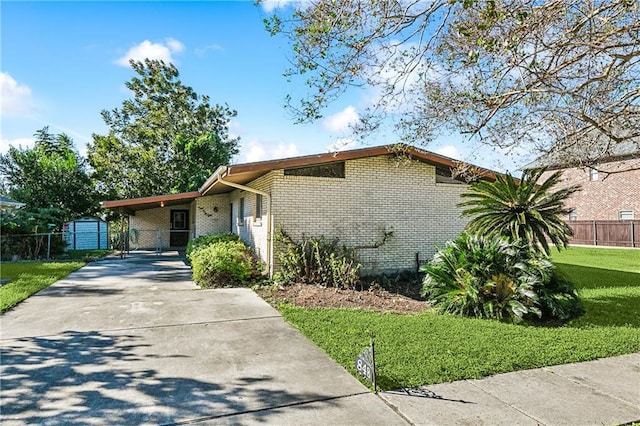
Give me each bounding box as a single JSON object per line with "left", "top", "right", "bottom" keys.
{"left": 459, "top": 168, "right": 580, "bottom": 255}
{"left": 0, "top": 127, "right": 98, "bottom": 222}
{"left": 264, "top": 0, "right": 640, "bottom": 167}
{"left": 88, "top": 59, "right": 239, "bottom": 199}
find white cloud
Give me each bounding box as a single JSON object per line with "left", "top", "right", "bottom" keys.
{"left": 195, "top": 44, "right": 223, "bottom": 57}
{"left": 165, "top": 37, "right": 184, "bottom": 53}
{"left": 238, "top": 140, "right": 299, "bottom": 163}
{"left": 0, "top": 137, "right": 36, "bottom": 154}
{"left": 434, "top": 145, "right": 462, "bottom": 160}
{"left": 116, "top": 38, "right": 185, "bottom": 66}
{"left": 323, "top": 106, "right": 359, "bottom": 133}
{"left": 327, "top": 137, "right": 357, "bottom": 152}
{"left": 260, "top": 0, "right": 301, "bottom": 13}
{"left": 0, "top": 73, "right": 34, "bottom": 117}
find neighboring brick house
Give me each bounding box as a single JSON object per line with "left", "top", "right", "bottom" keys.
{"left": 530, "top": 145, "right": 640, "bottom": 222}
{"left": 103, "top": 145, "right": 497, "bottom": 276}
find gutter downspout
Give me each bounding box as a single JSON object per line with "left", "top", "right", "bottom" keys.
{"left": 202, "top": 166, "right": 273, "bottom": 277}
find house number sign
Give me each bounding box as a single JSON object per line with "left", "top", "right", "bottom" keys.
{"left": 354, "top": 333, "right": 377, "bottom": 393}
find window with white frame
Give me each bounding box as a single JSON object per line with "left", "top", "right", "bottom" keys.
{"left": 619, "top": 210, "right": 634, "bottom": 220}
{"left": 589, "top": 168, "right": 598, "bottom": 181}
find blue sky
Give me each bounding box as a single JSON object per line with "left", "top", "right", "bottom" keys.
{"left": 1, "top": 1, "right": 524, "bottom": 171}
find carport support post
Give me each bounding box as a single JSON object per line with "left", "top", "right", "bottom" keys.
{"left": 46, "top": 223, "right": 55, "bottom": 260}
{"left": 119, "top": 214, "right": 125, "bottom": 259}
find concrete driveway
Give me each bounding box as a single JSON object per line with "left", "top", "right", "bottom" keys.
{"left": 1, "top": 252, "right": 405, "bottom": 425}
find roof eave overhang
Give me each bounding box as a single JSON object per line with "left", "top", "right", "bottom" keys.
{"left": 199, "top": 145, "right": 497, "bottom": 196}
{"left": 103, "top": 144, "right": 500, "bottom": 212}
{"left": 101, "top": 191, "right": 201, "bottom": 214}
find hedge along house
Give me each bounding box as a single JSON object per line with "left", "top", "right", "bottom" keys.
{"left": 102, "top": 145, "right": 497, "bottom": 276}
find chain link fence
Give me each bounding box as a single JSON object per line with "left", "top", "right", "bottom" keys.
{"left": 1, "top": 230, "right": 113, "bottom": 261}
{"left": 112, "top": 229, "right": 192, "bottom": 254}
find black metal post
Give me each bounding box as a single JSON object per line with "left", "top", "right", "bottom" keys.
{"left": 120, "top": 214, "right": 125, "bottom": 259}
{"left": 370, "top": 332, "right": 377, "bottom": 394}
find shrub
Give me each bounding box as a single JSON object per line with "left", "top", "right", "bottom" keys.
{"left": 275, "top": 229, "right": 361, "bottom": 289}
{"left": 189, "top": 240, "right": 262, "bottom": 288}
{"left": 1, "top": 207, "right": 67, "bottom": 260}
{"left": 521, "top": 257, "right": 584, "bottom": 322}
{"left": 186, "top": 232, "right": 240, "bottom": 259}
{"left": 421, "top": 233, "right": 583, "bottom": 323}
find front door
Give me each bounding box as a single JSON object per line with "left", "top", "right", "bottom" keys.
{"left": 170, "top": 210, "right": 189, "bottom": 247}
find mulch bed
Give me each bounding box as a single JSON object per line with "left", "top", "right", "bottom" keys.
{"left": 256, "top": 283, "right": 428, "bottom": 314}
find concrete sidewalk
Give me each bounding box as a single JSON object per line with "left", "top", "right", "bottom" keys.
{"left": 381, "top": 353, "right": 640, "bottom": 425}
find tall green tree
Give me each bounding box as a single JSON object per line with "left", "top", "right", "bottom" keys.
{"left": 0, "top": 127, "right": 98, "bottom": 222}
{"left": 264, "top": 0, "right": 640, "bottom": 168}
{"left": 459, "top": 169, "right": 580, "bottom": 255}
{"left": 88, "top": 59, "right": 239, "bottom": 199}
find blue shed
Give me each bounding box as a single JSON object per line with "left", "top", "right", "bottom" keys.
{"left": 63, "top": 217, "right": 109, "bottom": 250}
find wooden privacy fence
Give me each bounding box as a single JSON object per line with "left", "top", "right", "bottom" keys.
{"left": 568, "top": 220, "right": 640, "bottom": 248}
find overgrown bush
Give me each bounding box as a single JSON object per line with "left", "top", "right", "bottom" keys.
{"left": 186, "top": 232, "right": 240, "bottom": 259}
{"left": 1, "top": 207, "right": 67, "bottom": 260}
{"left": 421, "top": 233, "right": 583, "bottom": 323}
{"left": 189, "top": 239, "right": 262, "bottom": 288}
{"left": 275, "top": 229, "right": 361, "bottom": 289}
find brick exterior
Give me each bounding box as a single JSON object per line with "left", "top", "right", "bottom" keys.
{"left": 128, "top": 202, "right": 192, "bottom": 249}
{"left": 193, "top": 194, "right": 231, "bottom": 237}
{"left": 542, "top": 158, "right": 640, "bottom": 221}
{"left": 228, "top": 172, "right": 275, "bottom": 263}
{"left": 238, "top": 156, "right": 470, "bottom": 274}
{"left": 128, "top": 155, "right": 474, "bottom": 273}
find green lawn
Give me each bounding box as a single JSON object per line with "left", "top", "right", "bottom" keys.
{"left": 1, "top": 262, "right": 84, "bottom": 312}
{"left": 278, "top": 246, "right": 640, "bottom": 390}
{"left": 553, "top": 247, "right": 640, "bottom": 328}
{"left": 61, "top": 249, "right": 114, "bottom": 261}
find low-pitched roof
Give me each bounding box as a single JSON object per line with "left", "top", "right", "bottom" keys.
{"left": 199, "top": 145, "right": 497, "bottom": 195}
{"left": 526, "top": 137, "right": 640, "bottom": 170}
{"left": 0, "top": 195, "right": 25, "bottom": 210}
{"left": 103, "top": 144, "right": 498, "bottom": 212}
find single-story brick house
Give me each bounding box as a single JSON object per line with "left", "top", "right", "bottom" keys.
{"left": 103, "top": 145, "right": 497, "bottom": 276}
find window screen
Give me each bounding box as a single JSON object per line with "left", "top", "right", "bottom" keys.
{"left": 284, "top": 162, "right": 345, "bottom": 178}
{"left": 255, "top": 194, "right": 263, "bottom": 220}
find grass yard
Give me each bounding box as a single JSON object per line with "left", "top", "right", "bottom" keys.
{"left": 1, "top": 262, "right": 84, "bottom": 312}
{"left": 61, "top": 249, "right": 114, "bottom": 262}
{"left": 553, "top": 247, "right": 640, "bottom": 328}
{"left": 278, "top": 246, "right": 640, "bottom": 390}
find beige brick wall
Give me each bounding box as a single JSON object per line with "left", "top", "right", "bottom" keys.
{"left": 228, "top": 172, "right": 275, "bottom": 264}
{"left": 187, "top": 155, "right": 472, "bottom": 274}
{"left": 542, "top": 158, "right": 640, "bottom": 221}
{"left": 129, "top": 202, "right": 192, "bottom": 249}
{"left": 194, "top": 194, "right": 231, "bottom": 237}
{"left": 268, "top": 156, "right": 470, "bottom": 274}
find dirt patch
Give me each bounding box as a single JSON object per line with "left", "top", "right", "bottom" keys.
{"left": 256, "top": 283, "right": 428, "bottom": 315}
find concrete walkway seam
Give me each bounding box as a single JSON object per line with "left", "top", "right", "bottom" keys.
{"left": 542, "top": 367, "right": 640, "bottom": 410}
{"left": 466, "top": 378, "right": 546, "bottom": 425}
{"left": 375, "top": 393, "right": 416, "bottom": 426}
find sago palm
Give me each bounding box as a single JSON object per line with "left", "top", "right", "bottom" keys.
{"left": 459, "top": 168, "right": 580, "bottom": 255}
